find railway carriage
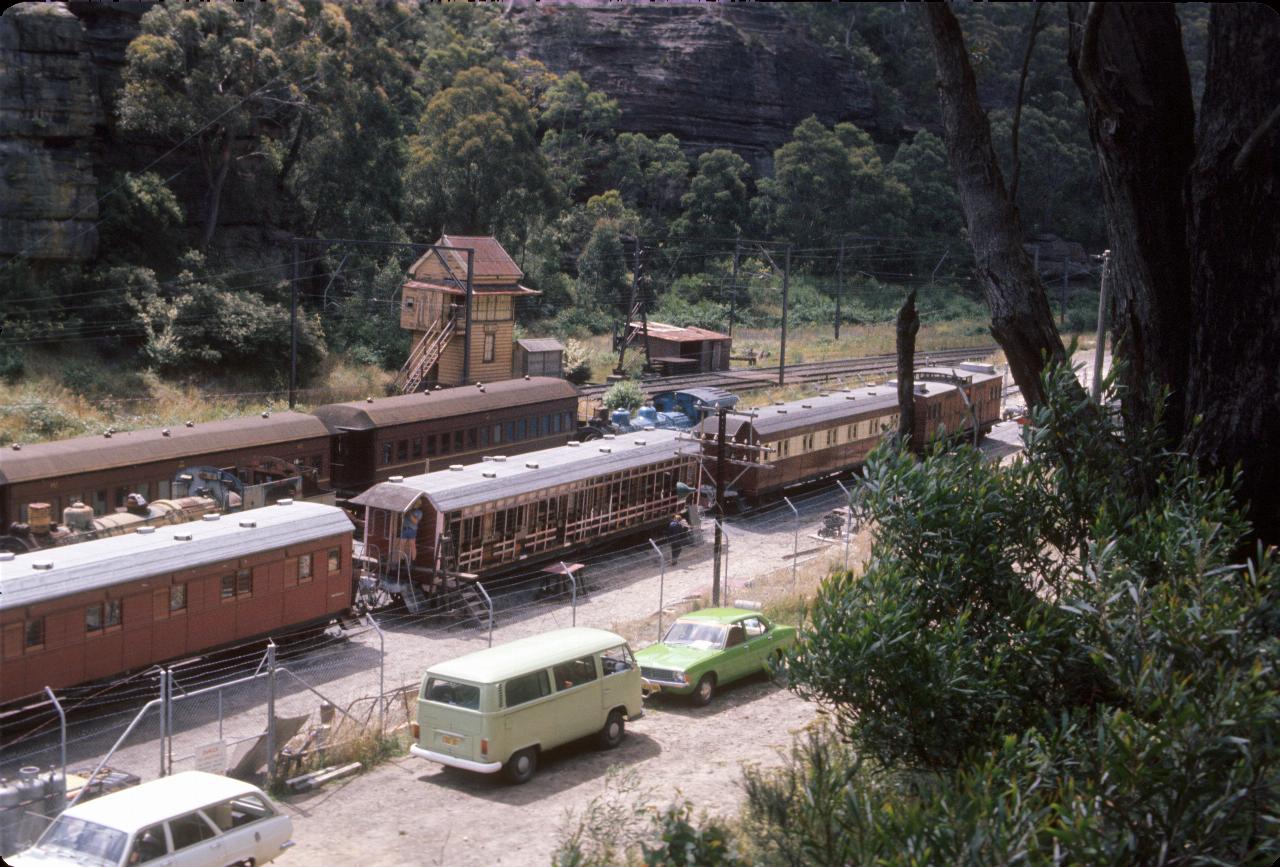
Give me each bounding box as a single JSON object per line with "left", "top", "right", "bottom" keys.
{"left": 0, "top": 413, "right": 334, "bottom": 533}
{"left": 311, "top": 377, "right": 578, "bottom": 496}
{"left": 351, "top": 429, "right": 692, "bottom": 607}
{"left": 702, "top": 362, "right": 1004, "bottom": 501}
{"left": 0, "top": 501, "right": 354, "bottom": 704}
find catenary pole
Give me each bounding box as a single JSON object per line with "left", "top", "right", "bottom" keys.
{"left": 779, "top": 243, "right": 791, "bottom": 386}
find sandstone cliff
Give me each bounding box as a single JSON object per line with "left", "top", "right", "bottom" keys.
{"left": 511, "top": 4, "right": 880, "bottom": 174}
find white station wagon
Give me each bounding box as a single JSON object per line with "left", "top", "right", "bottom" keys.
{"left": 9, "top": 771, "right": 293, "bottom": 867}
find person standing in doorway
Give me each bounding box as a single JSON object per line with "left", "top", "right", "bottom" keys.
{"left": 400, "top": 503, "right": 423, "bottom": 565}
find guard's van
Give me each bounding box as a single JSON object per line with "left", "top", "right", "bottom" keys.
{"left": 410, "top": 627, "right": 644, "bottom": 783}
{"left": 9, "top": 771, "right": 293, "bottom": 867}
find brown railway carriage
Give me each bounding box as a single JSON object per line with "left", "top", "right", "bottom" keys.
{"left": 0, "top": 501, "right": 354, "bottom": 704}
{"left": 311, "top": 377, "right": 579, "bottom": 496}
{"left": 351, "top": 429, "right": 691, "bottom": 590}
{"left": 700, "top": 362, "right": 1004, "bottom": 501}
{"left": 0, "top": 413, "right": 332, "bottom": 532}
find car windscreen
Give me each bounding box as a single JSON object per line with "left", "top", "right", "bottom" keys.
{"left": 661, "top": 621, "right": 727, "bottom": 650}
{"left": 423, "top": 677, "right": 482, "bottom": 710}
{"left": 35, "top": 815, "right": 129, "bottom": 866}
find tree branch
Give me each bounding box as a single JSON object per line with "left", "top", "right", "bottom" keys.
{"left": 1010, "top": 4, "right": 1045, "bottom": 205}
{"left": 1232, "top": 103, "right": 1280, "bottom": 170}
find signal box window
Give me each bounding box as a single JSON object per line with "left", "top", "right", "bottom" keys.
{"left": 483, "top": 332, "right": 496, "bottom": 363}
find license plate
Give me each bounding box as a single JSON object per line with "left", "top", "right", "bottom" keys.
{"left": 441, "top": 734, "right": 461, "bottom": 746}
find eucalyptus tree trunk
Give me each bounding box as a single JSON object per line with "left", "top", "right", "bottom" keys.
{"left": 922, "top": 3, "right": 1067, "bottom": 408}
{"left": 1184, "top": 4, "right": 1280, "bottom": 542}
{"left": 1067, "top": 3, "right": 1195, "bottom": 442}
{"left": 896, "top": 289, "right": 919, "bottom": 446}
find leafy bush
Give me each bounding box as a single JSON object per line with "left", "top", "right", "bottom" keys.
{"left": 561, "top": 338, "right": 595, "bottom": 384}
{"left": 602, "top": 379, "right": 645, "bottom": 413}
{"left": 0, "top": 344, "right": 24, "bottom": 383}
{"left": 640, "top": 802, "right": 743, "bottom": 867}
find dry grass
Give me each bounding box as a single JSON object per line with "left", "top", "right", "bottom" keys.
{"left": 0, "top": 350, "right": 395, "bottom": 445}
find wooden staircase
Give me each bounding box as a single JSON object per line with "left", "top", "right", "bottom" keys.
{"left": 396, "top": 316, "right": 456, "bottom": 394}
{"left": 450, "top": 584, "right": 490, "bottom": 627}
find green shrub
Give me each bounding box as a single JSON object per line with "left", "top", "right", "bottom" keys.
{"left": 0, "top": 344, "right": 24, "bottom": 383}
{"left": 602, "top": 379, "right": 645, "bottom": 413}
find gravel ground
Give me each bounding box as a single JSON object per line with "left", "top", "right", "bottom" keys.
{"left": 280, "top": 678, "right": 821, "bottom": 866}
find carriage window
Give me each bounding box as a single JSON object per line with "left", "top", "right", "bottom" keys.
{"left": 86, "top": 600, "right": 121, "bottom": 633}
{"left": 412, "top": 437, "right": 423, "bottom": 459}
{"left": 439, "top": 433, "right": 450, "bottom": 454}
{"left": 427, "top": 434, "right": 438, "bottom": 456}
{"left": 170, "top": 584, "right": 187, "bottom": 613}
{"left": 382, "top": 442, "right": 393, "bottom": 465}
{"left": 157, "top": 480, "right": 171, "bottom": 499}
{"left": 236, "top": 569, "right": 252, "bottom": 596}
{"left": 221, "top": 574, "right": 236, "bottom": 600}
{"left": 328, "top": 548, "right": 341, "bottom": 573}
{"left": 25, "top": 617, "right": 45, "bottom": 649}
{"left": 397, "top": 439, "right": 408, "bottom": 461}
{"left": 492, "top": 424, "right": 502, "bottom": 444}
{"left": 466, "top": 428, "right": 477, "bottom": 448}
{"left": 298, "top": 554, "right": 313, "bottom": 583}
{"left": 504, "top": 421, "right": 515, "bottom": 442}
{"left": 454, "top": 430, "right": 464, "bottom": 450}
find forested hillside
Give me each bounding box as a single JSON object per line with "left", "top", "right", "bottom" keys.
{"left": 0, "top": 2, "right": 1206, "bottom": 386}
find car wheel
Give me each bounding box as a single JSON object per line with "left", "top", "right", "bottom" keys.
{"left": 504, "top": 747, "right": 538, "bottom": 784}
{"left": 598, "top": 709, "right": 626, "bottom": 749}
{"left": 691, "top": 673, "right": 716, "bottom": 706}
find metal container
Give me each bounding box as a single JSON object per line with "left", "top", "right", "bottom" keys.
{"left": 62, "top": 501, "right": 95, "bottom": 531}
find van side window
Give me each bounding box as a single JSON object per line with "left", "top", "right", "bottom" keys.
{"left": 601, "top": 645, "right": 635, "bottom": 676}
{"left": 553, "top": 656, "right": 599, "bottom": 690}
{"left": 167, "top": 813, "right": 217, "bottom": 850}
{"left": 129, "top": 824, "right": 168, "bottom": 863}
{"left": 504, "top": 670, "right": 551, "bottom": 707}
{"left": 425, "top": 677, "right": 481, "bottom": 710}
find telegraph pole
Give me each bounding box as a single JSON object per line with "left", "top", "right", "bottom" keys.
{"left": 835, "top": 239, "right": 844, "bottom": 340}
{"left": 1061, "top": 254, "right": 1069, "bottom": 324}
{"left": 778, "top": 243, "right": 791, "bottom": 387}
{"left": 728, "top": 235, "right": 740, "bottom": 338}
{"left": 711, "top": 405, "right": 728, "bottom": 606}
{"left": 289, "top": 238, "right": 299, "bottom": 409}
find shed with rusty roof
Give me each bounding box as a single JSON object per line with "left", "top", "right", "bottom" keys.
{"left": 626, "top": 321, "right": 732, "bottom": 374}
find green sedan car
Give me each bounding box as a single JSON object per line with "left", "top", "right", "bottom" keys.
{"left": 635, "top": 607, "right": 797, "bottom": 705}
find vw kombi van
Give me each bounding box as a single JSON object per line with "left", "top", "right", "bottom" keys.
{"left": 9, "top": 771, "right": 293, "bottom": 867}
{"left": 410, "top": 627, "right": 644, "bottom": 783}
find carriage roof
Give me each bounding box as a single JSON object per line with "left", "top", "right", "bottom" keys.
{"left": 0, "top": 501, "right": 353, "bottom": 611}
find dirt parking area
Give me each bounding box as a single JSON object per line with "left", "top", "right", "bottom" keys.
{"left": 280, "top": 679, "right": 820, "bottom": 866}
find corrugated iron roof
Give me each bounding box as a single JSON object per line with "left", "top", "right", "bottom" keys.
{"left": 516, "top": 338, "right": 564, "bottom": 353}
{"left": 311, "top": 378, "right": 577, "bottom": 432}
{"left": 628, "top": 321, "right": 730, "bottom": 342}
{"left": 0, "top": 412, "right": 331, "bottom": 485}
{"left": 0, "top": 501, "right": 353, "bottom": 611}
{"left": 357, "top": 428, "right": 687, "bottom": 515}
{"left": 408, "top": 235, "right": 524, "bottom": 283}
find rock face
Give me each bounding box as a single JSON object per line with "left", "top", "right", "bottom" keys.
{"left": 0, "top": 2, "right": 102, "bottom": 263}
{"left": 512, "top": 4, "right": 879, "bottom": 174}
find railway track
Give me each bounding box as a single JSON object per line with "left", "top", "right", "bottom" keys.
{"left": 578, "top": 344, "right": 1001, "bottom": 400}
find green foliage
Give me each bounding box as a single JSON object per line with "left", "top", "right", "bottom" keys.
{"left": 610, "top": 132, "right": 690, "bottom": 233}
{"left": 0, "top": 345, "right": 25, "bottom": 384}
{"left": 753, "top": 116, "right": 911, "bottom": 248}
{"left": 640, "top": 802, "right": 743, "bottom": 867}
{"left": 408, "top": 66, "right": 554, "bottom": 237}
{"left": 537, "top": 71, "right": 621, "bottom": 198}
{"left": 602, "top": 379, "right": 645, "bottom": 413}
{"left": 888, "top": 130, "right": 964, "bottom": 243}
{"left": 128, "top": 252, "right": 327, "bottom": 379}
{"left": 559, "top": 338, "right": 595, "bottom": 384}
{"left": 576, "top": 219, "right": 630, "bottom": 317}
{"left": 97, "top": 172, "right": 186, "bottom": 272}
{"left": 671, "top": 149, "right": 752, "bottom": 245}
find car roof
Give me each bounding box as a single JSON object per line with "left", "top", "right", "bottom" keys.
{"left": 62, "top": 772, "right": 265, "bottom": 831}
{"left": 426, "top": 627, "right": 628, "bottom": 684}
{"left": 674, "top": 607, "right": 764, "bottom": 625}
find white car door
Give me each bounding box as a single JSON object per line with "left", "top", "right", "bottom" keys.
{"left": 203, "top": 792, "right": 293, "bottom": 866}
{"left": 164, "top": 811, "right": 224, "bottom": 867}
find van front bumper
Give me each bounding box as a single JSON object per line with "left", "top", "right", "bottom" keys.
{"left": 409, "top": 744, "right": 503, "bottom": 774}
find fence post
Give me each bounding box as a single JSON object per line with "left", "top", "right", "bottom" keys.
{"left": 266, "top": 641, "right": 277, "bottom": 785}
{"left": 835, "top": 480, "right": 853, "bottom": 574}
{"left": 158, "top": 667, "right": 169, "bottom": 777}
{"left": 648, "top": 539, "right": 666, "bottom": 641}
{"left": 562, "top": 561, "right": 576, "bottom": 627}
{"left": 714, "top": 520, "right": 733, "bottom": 603}
{"left": 166, "top": 668, "right": 175, "bottom": 777}
{"left": 473, "top": 581, "right": 494, "bottom": 647}
{"left": 366, "top": 611, "right": 386, "bottom": 735}
{"left": 42, "top": 687, "right": 66, "bottom": 789}
{"left": 784, "top": 497, "right": 799, "bottom": 589}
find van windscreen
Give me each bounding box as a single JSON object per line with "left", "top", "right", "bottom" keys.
{"left": 424, "top": 677, "right": 481, "bottom": 710}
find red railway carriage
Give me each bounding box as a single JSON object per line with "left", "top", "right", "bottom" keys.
{"left": 0, "top": 501, "right": 354, "bottom": 704}
{"left": 311, "top": 377, "right": 578, "bottom": 496}
{"left": 908, "top": 363, "right": 1004, "bottom": 444}
{"left": 0, "top": 413, "right": 332, "bottom": 532}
